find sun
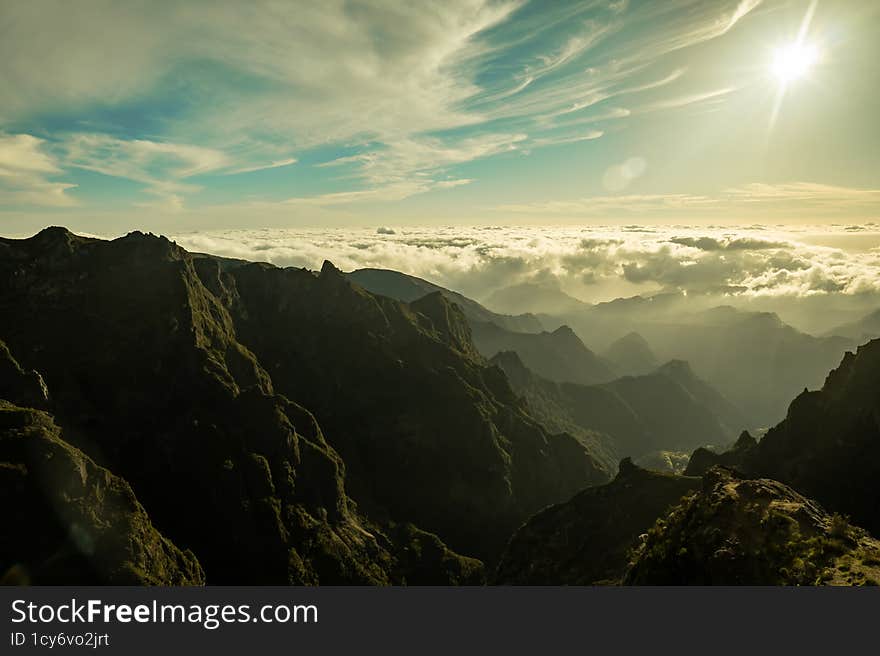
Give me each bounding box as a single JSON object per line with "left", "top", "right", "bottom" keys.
{"left": 772, "top": 42, "right": 818, "bottom": 84}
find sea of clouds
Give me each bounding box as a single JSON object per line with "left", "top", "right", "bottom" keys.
{"left": 171, "top": 224, "right": 880, "bottom": 309}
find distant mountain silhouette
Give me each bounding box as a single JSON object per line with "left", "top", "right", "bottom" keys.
{"left": 492, "top": 351, "right": 743, "bottom": 461}
{"left": 347, "top": 267, "right": 542, "bottom": 333}
{"left": 602, "top": 331, "right": 658, "bottom": 376}
{"left": 551, "top": 300, "right": 856, "bottom": 426}
{"left": 473, "top": 322, "right": 616, "bottom": 386}
{"left": 484, "top": 281, "right": 590, "bottom": 316}
{"left": 825, "top": 308, "right": 880, "bottom": 343}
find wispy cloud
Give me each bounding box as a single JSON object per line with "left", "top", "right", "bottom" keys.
{"left": 0, "top": 0, "right": 772, "bottom": 210}
{"left": 494, "top": 181, "right": 880, "bottom": 218}
{"left": 63, "top": 134, "right": 231, "bottom": 207}
{"left": 225, "top": 158, "right": 298, "bottom": 175}
{"left": 0, "top": 134, "right": 77, "bottom": 206}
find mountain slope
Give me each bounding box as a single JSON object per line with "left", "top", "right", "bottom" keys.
{"left": 492, "top": 352, "right": 741, "bottom": 461}
{"left": 557, "top": 301, "right": 856, "bottom": 426}
{"left": 1, "top": 401, "right": 206, "bottom": 585}
{"left": 204, "top": 256, "right": 609, "bottom": 562}
{"left": 347, "top": 267, "right": 542, "bottom": 333}
{"left": 0, "top": 228, "right": 482, "bottom": 584}
{"left": 683, "top": 338, "right": 880, "bottom": 538}
{"left": 625, "top": 467, "right": 880, "bottom": 586}
{"left": 494, "top": 459, "right": 700, "bottom": 584}
{"left": 488, "top": 351, "right": 620, "bottom": 473}
{"left": 472, "top": 322, "right": 616, "bottom": 386}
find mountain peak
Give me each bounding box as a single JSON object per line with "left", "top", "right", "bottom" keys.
{"left": 656, "top": 359, "right": 695, "bottom": 378}
{"left": 320, "top": 259, "right": 342, "bottom": 277}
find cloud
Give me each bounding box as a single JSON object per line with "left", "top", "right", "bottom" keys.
{"left": 725, "top": 182, "right": 880, "bottom": 207}
{"left": 0, "top": 0, "right": 768, "bottom": 208}
{"left": 168, "top": 224, "right": 880, "bottom": 305}
{"left": 63, "top": 134, "right": 231, "bottom": 206}
{"left": 226, "top": 158, "right": 297, "bottom": 175}
{"left": 493, "top": 181, "right": 880, "bottom": 219}
{"left": 0, "top": 134, "right": 77, "bottom": 207}
{"left": 669, "top": 236, "right": 789, "bottom": 250}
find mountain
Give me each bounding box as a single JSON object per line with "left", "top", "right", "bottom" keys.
{"left": 685, "top": 338, "right": 880, "bottom": 538}
{"left": 1, "top": 400, "right": 206, "bottom": 586}
{"left": 602, "top": 331, "right": 658, "bottom": 376}
{"left": 484, "top": 281, "right": 590, "bottom": 316}
{"left": 600, "top": 362, "right": 742, "bottom": 453}
{"left": 0, "top": 228, "right": 484, "bottom": 584}
{"left": 198, "top": 248, "right": 609, "bottom": 562}
{"left": 625, "top": 467, "right": 880, "bottom": 586}
{"left": 1, "top": 340, "right": 204, "bottom": 585}
{"left": 472, "top": 322, "right": 616, "bottom": 386}
{"left": 494, "top": 459, "right": 700, "bottom": 584}
{"left": 488, "top": 351, "right": 619, "bottom": 473}
{"left": 347, "top": 267, "right": 542, "bottom": 333}
{"left": 826, "top": 308, "right": 880, "bottom": 343}
{"left": 558, "top": 302, "right": 856, "bottom": 426}
{"left": 492, "top": 352, "right": 742, "bottom": 461}
{"left": 649, "top": 360, "right": 748, "bottom": 434}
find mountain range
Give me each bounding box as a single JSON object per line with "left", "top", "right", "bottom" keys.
{"left": 491, "top": 351, "right": 744, "bottom": 466}
{"left": 0, "top": 228, "right": 605, "bottom": 583}
{"left": 2, "top": 227, "right": 879, "bottom": 586}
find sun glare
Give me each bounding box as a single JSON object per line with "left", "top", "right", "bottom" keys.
{"left": 772, "top": 42, "right": 818, "bottom": 84}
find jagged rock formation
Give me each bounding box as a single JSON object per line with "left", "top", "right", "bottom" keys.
{"left": 346, "top": 268, "right": 542, "bottom": 333}
{"left": 0, "top": 228, "right": 481, "bottom": 584}
{"left": 1, "top": 401, "right": 205, "bottom": 585}
{"left": 603, "top": 331, "right": 658, "bottom": 376}
{"left": 472, "top": 322, "right": 616, "bottom": 386}
{"left": 625, "top": 467, "right": 880, "bottom": 585}
{"left": 494, "top": 459, "right": 700, "bottom": 584}
{"left": 685, "top": 430, "right": 757, "bottom": 476}
{"left": 214, "top": 257, "right": 608, "bottom": 561}
{"left": 0, "top": 340, "right": 49, "bottom": 409}
{"left": 491, "top": 351, "right": 741, "bottom": 461}
{"left": 688, "top": 339, "right": 880, "bottom": 537}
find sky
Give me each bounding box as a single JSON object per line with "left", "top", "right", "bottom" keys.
{"left": 1, "top": 0, "right": 879, "bottom": 235}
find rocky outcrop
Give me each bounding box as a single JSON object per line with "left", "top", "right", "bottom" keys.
{"left": 625, "top": 467, "right": 880, "bottom": 585}
{"left": 685, "top": 430, "right": 757, "bottom": 476}
{"left": 0, "top": 340, "right": 49, "bottom": 409}
{"left": 494, "top": 459, "right": 699, "bottom": 584}
{"left": 0, "top": 402, "right": 204, "bottom": 585}
{"left": 683, "top": 339, "right": 880, "bottom": 537}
